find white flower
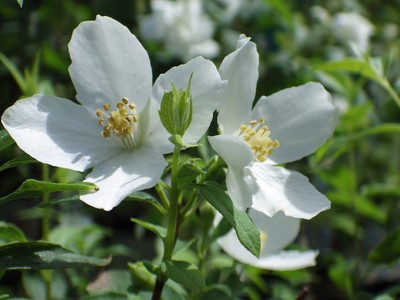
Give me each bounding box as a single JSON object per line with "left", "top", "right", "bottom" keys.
{"left": 1, "top": 16, "right": 225, "bottom": 211}
{"left": 209, "top": 35, "right": 338, "bottom": 219}
{"left": 331, "top": 12, "right": 374, "bottom": 51}
{"left": 140, "top": 0, "right": 219, "bottom": 61}
{"left": 217, "top": 210, "right": 319, "bottom": 270}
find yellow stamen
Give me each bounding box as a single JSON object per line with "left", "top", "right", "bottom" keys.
{"left": 96, "top": 98, "right": 140, "bottom": 149}
{"left": 239, "top": 118, "right": 279, "bottom": 162}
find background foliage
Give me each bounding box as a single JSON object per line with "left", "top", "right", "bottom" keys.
{"left": 1, "top": 0, "right": 400, "bottom": 299}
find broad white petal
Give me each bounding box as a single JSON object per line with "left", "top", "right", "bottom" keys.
{"left": 218, "top": 36, "right": 258, "bottom": 135}
{"left": 1, "top": 95, "right": 120, "bottom": 171}
{"left": 80, "top": 147, "right": 167, "bottom": 211}
{"left": 217, "top": 210, "right": 315, "bottom": 270}
{"left": 250, "top": 250, "right": 319, "bottom": 270}
{"left": 152, "top": 56, "right": 226, "bottom": 144}
{"left": 251, "top": 164, "right": 331, "bottom": 219}
{"left": 69, "top": 15, "right": 152, "bottom": 112}
{"left": 226, "top": 166, "right": 255, "bottom": 210}
{"left": 252, "top": 82, "right": 338, "bottom": 164}
{"left": 208, "top": 135, "right": 253, "bottom": 168}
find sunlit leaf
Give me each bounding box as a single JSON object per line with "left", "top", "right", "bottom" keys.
{"left": 0, "top": 241, "right": 110, "bottom": 269}
{"left": 162, "top": 260, "right": 205, "bottom": 291}
{"left": 0, "top": 179, "right": 98, "bottom": 205}
{"left": 0, "top": 154, "right": 37, "bottom": 172}
{"left": 0, "top": 130, "right": 14, "bottom": 151}
{"left": 197, "top": 183, "right": 260, "bottom": 257}
{"left": 16, "top": 0, "right": 23, "bottom": 7}
{"left": 130, "top": 218, "right": 167, "bottom": 239}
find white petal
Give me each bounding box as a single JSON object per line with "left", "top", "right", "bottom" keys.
{"left": 152, "top": 56, "right": 225, "bottom": 144}
{"left": 225, "top": 166, "right": 255, "bottom": 210}
{"left": 1, "top": 95, "right": 120, "bottom": 171}
{"left": 218, "top": 36, "right": 258, "bottom": 135}
{"left": 251, "top": 250, "right": 319, "bottom": 270}
{"left": 80, "top": 147, "right": 167, "bottom": 211}
{"left": 217, "top": 210, "right": 316, "bottom": 270}
{"left": 208, "top": 135, "right": 253, "bottom": 168}
{"left": 252, "top": 82, "right": 338, "bottom": 164}
{"left": 69, "top": 16, "right": 152, "bottom": 112}
{"left": 251, "top": 164, "right": 331, "bottom": 219}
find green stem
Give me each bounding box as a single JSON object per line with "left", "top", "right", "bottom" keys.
{"left": 152, "top": 143, "right": 182, "bottom": 300}
{"left": 41, "top": 164, "right": 52, "bottom": 300}
{"left": 41, "top": 164, "right": 50, "bottom": 241}
{"left": 381, "top": 79, "right": 400, "bottom": 109}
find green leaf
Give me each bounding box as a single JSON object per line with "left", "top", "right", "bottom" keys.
{"left": 162, "top": 260, "right": 205, "bottom": 291}
{"left": 315, "top": 58, "right": 382, "bottom": 83}
{"left": 0, "top": 241, "right": 110, "bottom": 269}
{"left": 16, "top": 0, "right": 23, "bottom": 7}
{"left": 197, "top": 183, "right": 260, "bottom": 257}
{"left": 0, "top": 53, "right": 26, "bottom": 91}
{"left": 130, "top": 218, "right": 167, "bottom": 239}
{"left": 0, "top": 222, "right": 27, "bottom": 244}
{"left": 0, "top": 179, "right": 98, "bottom": 206}
{"left": 369, "top": 229, "right": 400, "bottom": 263}
{"left": 0, "top": 130, "right": 14, "bottom": 151}
{"left": 126, "top": 192, "right": 165, "bottom": 214}
{"left": 0, "top": 154, "right": 37, "bottom": 172}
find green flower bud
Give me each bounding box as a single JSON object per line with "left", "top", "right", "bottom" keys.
{"left": 159, "top": 73, "right": 193, "bottom": 136}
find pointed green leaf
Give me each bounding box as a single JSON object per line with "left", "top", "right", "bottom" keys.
{"left": 0, "top": 222, "right": 26, "bottom": 244}
{"left": 197, "top": 183, "right": 260, "bottom": 257}
{"left": 315, "top": 58, "right": 382, "bottom": 83}
{"left": 126, "top": 192, "right": 165, "bottom": 214}
{"left": 0, "top": 241, "right": 110, "bottom": 269}
{"left": 0, "top": 179, "right": 98, "bottom": 205}
{"left": 369, "top": 229, "right": 400, "bottom": 263}
{"left": 0, "top": 130, "right": 14, "bottom": 151}
{"left": 16, "top": 0, "right": 23, "bottom": 7}
{"left": 0, "top": 53, "right": 26, "bottom": 91}
{"left": 130, "top": 218, "right": 167, "bottom": 239}
{"left": 162, "top": 260, "right": 205, "bottom": 291}
{"left": 0, "top": 154, "right": 37, "bottom": 172}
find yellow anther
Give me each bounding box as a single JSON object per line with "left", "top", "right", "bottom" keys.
{"left": 238, "top": 118, "right": 279, "bottom": 162}
{"left": 260, "top": 231, "right": 268, "bottom": 251}
{"left": 95, "top": 97, "right": 140, "bottom": 150}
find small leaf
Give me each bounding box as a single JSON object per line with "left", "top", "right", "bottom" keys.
{"left": 0, "top": 130, "right": 14, "bottom": 151}
{"left": 315, "top": 58, "right": 382, "bottom": 83}
{"left": 0, "top": 154, "right": 37, "bottom": 172}
{"left": 0, "top": 179, "right": 98, "bottom": 206}
{"left": 0, "top": 222, "right": 27, "bottom": 244}
{"left": 16, "top": 0, "right": 23, "bottom": 7}
{"left": 162, "top": 260, "right": 205, "bottom": 291}
{"left": 0, "top": 53, "right": 26, "bottom": 91}
{"left": 126, "top": 192, "right": 165, "bottom": 214}
{"left": 197, "top": 183, "right": 260, "bottom": 257}
{"left": 369, "top": 229, "right": 400, "bottom": 263}
{"left": 0, "top": 241, "right": 110, "bottom": 269}
{"left": 130, "top": 218, "right": 167, "bottom": 239}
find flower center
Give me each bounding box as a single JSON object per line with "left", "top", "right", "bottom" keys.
{"left": 96, "top": 97, "right": 140, "bottom": 150}
{"left": 260, "top": 230, "right": 268, "bottom": 252}
{"left": 239, "top": 118, "right": 279, "bottom": 162}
